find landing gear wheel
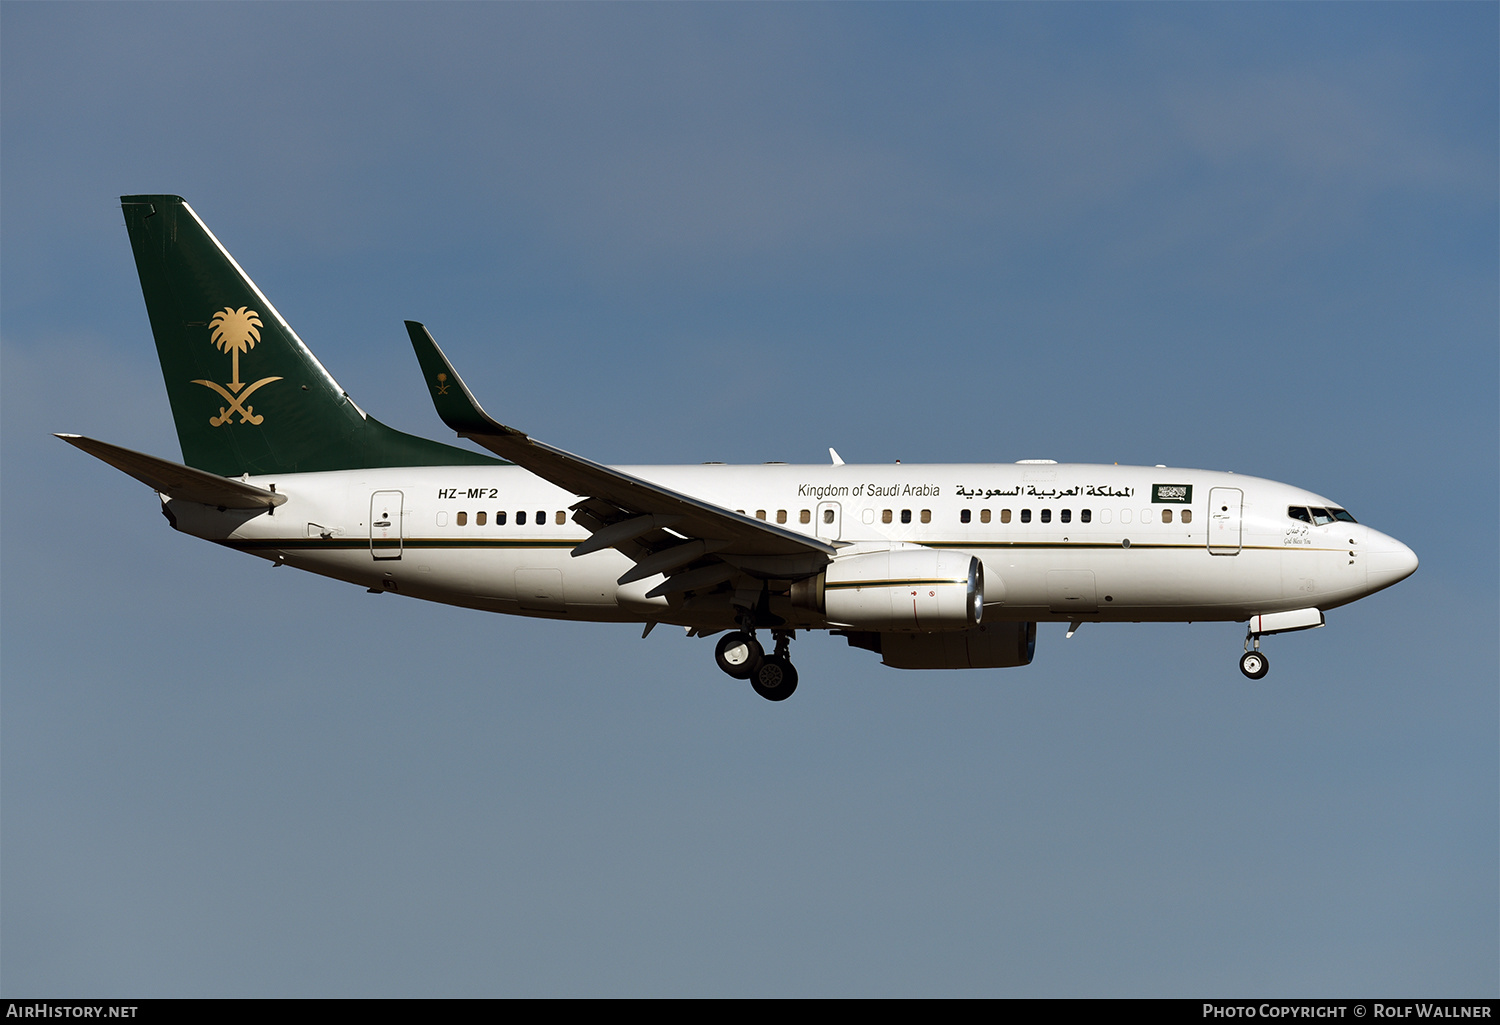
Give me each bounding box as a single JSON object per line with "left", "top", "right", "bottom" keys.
{"left": 751, "top": 654, "right": 798, "bottom": 701}
{"left": 1239, "top": 650, "right": 1269, "bottom": 680}
{"left": 715, "top": 631, "right": 763, "bottom": 680}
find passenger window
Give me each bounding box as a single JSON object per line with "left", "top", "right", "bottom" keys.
{"left": 961, "top": 509, "right": 971, "bottom": 524}
{"left": 823, "top": 509, "right": 835, "bottom": 524}
{"left": 980, "top": 509, "right": 992, "bottom": 524}
{"left": 1288, "top": 507, "right": 1311, "bottom": 523}
{"left": 1161, "top": 509, "right": 1172, "bottom": 523}
{"left": 476, "top": 511, "right": 487, "bottom": 526}
{"left": 1081, "top": 509, "right": 1091, "bottom": 523}
{"left": 1020, "top": 509, "right": 1032, "bottom": 523}
{"left": 436, "top": 511, "right": 448, "bottom": 527}
{"left": 776, "top": 510, "right": 787, "bottom": 524}
{"left": 920, "top": 509, "right": 931, "bottom": 524}
{"left": 1120, "top": 509, "right": 1131, "bottom": 524}
{"left": 901, "top": 509, "right": 912, "bottom": 524}
{"left": 999, "top": 509, "right": 1011, "bottom": 523}
{"left": 1141, "top": 508, "right": 1153, "bottom": 523}
{"left": 882, "top": 509, "right": 893, "bottom": 524}
{"left": 536, "top": 511, "right": 545, "bottom": 525}
{"left": 1181, "top": 509, "right": 1191, "bottom": 524}
{"left": 800, "top": 510, "right": 811, "bottom": 524}
{"left": 755, "top": 510, "right": 766, "bottom": 521}
{"left": 1100, "top": 509, "right": 1112, "bottom": 524}
{"left": 556, "top": 511, "right": 566, "bottom": 525}
{"left": 497, "top": 511, "right": 507, "bottom": 525}
{"left": 517, "top": 510, "right": 527, "bottom": 525}
{"left": 456, "top": 511, "right": 468, "bottom": 526}
{"left": 1040, "top": 509, "right": 1051, "bottom": 523}
{"left": 1060, "top": 509, "right": 1071, "bottom": 523}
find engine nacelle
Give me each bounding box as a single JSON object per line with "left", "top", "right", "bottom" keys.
{"left": 879, "top": 621, "right": 1037, "bottom": 670}
{"left": 794, "top": 549, "right": 982, "bottom": 632}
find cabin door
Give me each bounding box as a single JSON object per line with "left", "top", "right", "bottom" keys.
{"left": 1207, "top": 487, "right": 1242, "bottom": 556}
{"left": 370, "top": 490, "right": 404, "bottom": 560}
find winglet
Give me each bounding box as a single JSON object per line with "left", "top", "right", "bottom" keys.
{"left": 829, "top": 447, "right": 845, "bottom": 466}
{"left": 404, "top": 321, "right": 524, "bottom": 440}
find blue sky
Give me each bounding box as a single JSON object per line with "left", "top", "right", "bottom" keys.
{"left": 2, "top": 3, "right": 1495, "bottom": 996}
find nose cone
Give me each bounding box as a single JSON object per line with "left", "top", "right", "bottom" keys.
{"left": 1366, "top": 531, "right": 1418, "bottom": 593}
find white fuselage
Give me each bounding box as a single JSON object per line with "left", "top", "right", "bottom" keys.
{"left": 166, "top": 461, "right": 1417, "bottom": 631}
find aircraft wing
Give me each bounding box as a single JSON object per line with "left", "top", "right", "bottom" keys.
{"left": 405, "top": 323, "right": 835, "bottom": 592}
{"left": 57, "top": 434, "right": 287, "bottom": 509}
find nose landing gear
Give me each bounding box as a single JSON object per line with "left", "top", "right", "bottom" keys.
{"left": 714, "top": 628, "right": 799, "bottom": 700}
{"left": 1240, "top": 630, "right": 1270, "bottom": 679}
{"left": 1239, "top": 649, "right": 1269, "bottom": 679}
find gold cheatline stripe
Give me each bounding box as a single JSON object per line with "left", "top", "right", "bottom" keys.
{"left": 223, "top": 537, "right": 588, "bottom": 551}
{"left": 922, "top": 541, "right": 1345, "bottom": 553}
{"left": 825, "top": 578, "right": 966, "bottom": 590}
{"left": 225, "top": 536, "right": 1341, "bottom": 555}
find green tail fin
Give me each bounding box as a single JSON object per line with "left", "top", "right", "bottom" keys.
{"left": 121, "top": 195, "right": 497, "bottom": 475}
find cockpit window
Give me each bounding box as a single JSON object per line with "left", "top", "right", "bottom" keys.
{"left": 1291, "top": 505, "right": 1356, "bottom": 525}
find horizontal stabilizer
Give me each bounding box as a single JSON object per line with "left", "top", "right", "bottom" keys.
{"left": 56, "top": 434, "right": 287, "bottom": 509}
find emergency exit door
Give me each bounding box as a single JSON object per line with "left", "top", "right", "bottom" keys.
{"left": 816, "top": 501, "right": 842, "bottom": 541}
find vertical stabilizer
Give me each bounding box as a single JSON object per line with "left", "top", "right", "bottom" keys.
{"left": 120, "top": 195, "right": 495, "bottom": 475}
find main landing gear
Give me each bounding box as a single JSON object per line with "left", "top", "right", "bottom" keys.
{"left": 1240, "top": 630, "right": 1270, "bottom": 680}
{"left": 714, "top": 629, "right": 799, "bottom": 701}
{"left": 714, "top": 632, "right": 762, "bottom": 679}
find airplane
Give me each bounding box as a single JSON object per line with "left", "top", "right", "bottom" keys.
{"left": 59, "top": 195, "right": 1419, "bottom": 701}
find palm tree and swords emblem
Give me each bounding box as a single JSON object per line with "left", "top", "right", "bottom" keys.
{"left": 192, "top": 307, "right": 282, "bottom": 426}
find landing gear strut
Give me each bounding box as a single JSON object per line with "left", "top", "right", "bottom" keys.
{"left": 714, "top": 627, "right": 799, "bottom": 700}
{"left": 1240, "top": 630, "right": 1269, "bottom": 680}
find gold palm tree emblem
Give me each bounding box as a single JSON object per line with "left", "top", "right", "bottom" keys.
{"left": 209, "top": 306, "right": 263, "bottom": 393}
{"left": 193, "top": 307, "right": 281, "bottom": 426}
